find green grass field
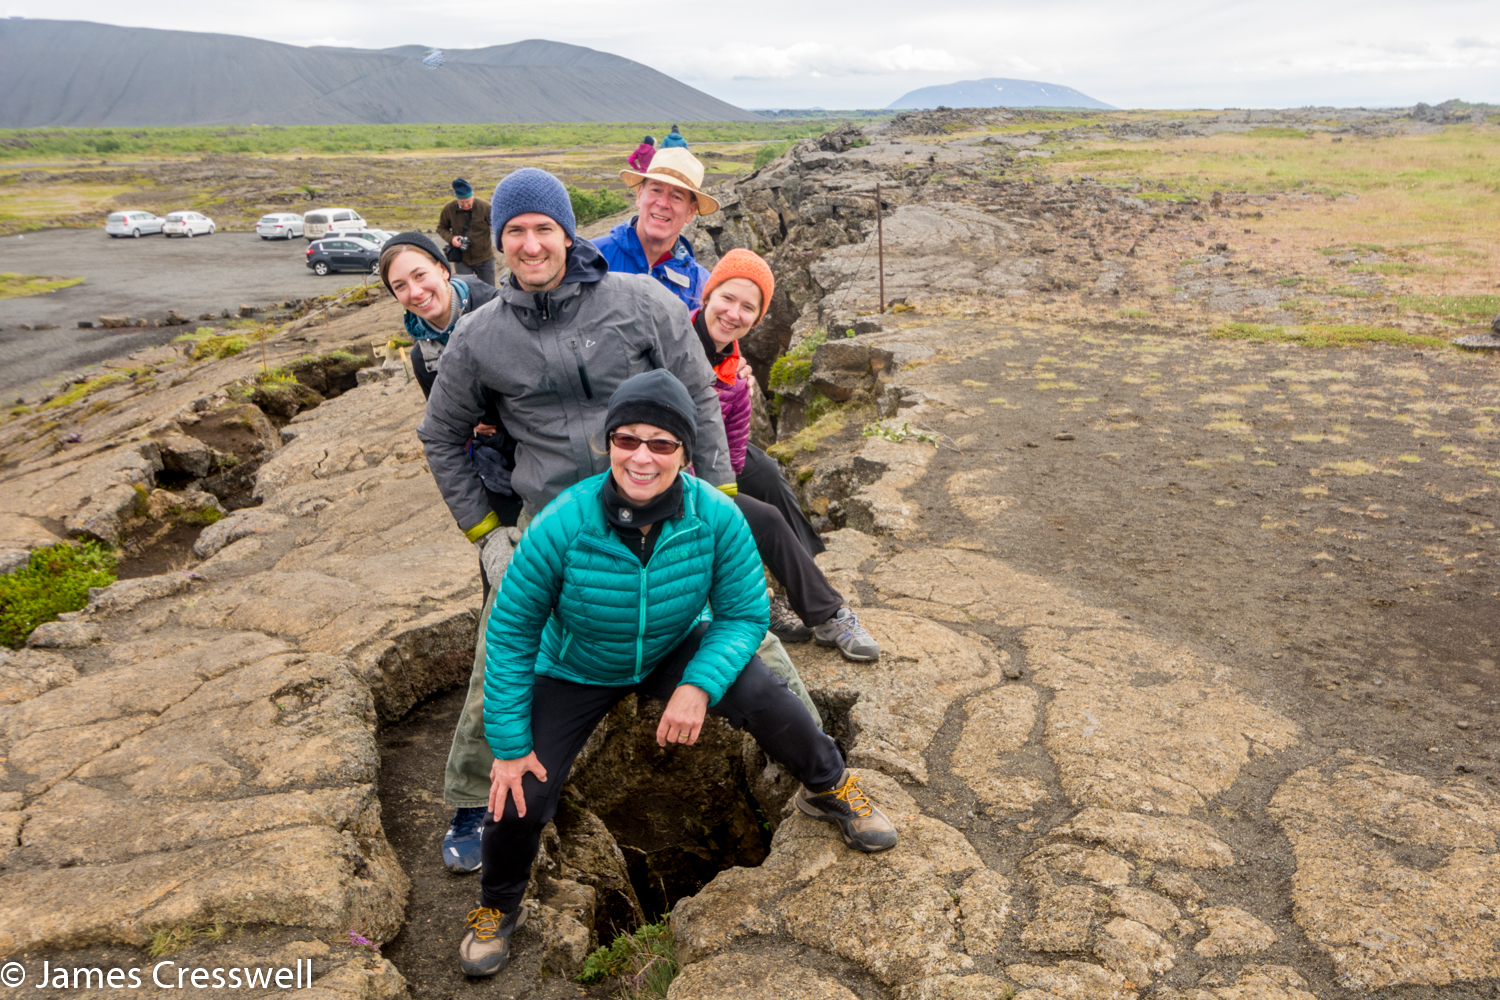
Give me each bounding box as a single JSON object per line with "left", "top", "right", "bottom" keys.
{"left": 0, "top": 121, "right": 826, "bottom": 161}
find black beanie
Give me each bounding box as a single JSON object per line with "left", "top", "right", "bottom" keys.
{"left": 605, "top": 369, "right": 696, "bottom": 456}
{"left": 378, "top": 232, "right": 450, "bottom": 292}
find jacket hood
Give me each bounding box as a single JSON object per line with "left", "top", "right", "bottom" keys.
{"left": 498, "top": 239, "right": 609, "bottom": 329}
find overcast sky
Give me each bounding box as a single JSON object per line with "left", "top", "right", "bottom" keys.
{"left": 8, "top": 0, "right": 1499, "bottom": 110}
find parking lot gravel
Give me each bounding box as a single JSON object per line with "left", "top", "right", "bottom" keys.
{"left": 0, "top": 228, "right": 366, "bottom": 396}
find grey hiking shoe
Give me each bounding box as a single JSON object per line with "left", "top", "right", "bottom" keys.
{"left": 794, "top": 770, "right": 898, "bottom": 852}
{"left": 813, "top": 607, "right": 880, "bottom": 662}
{"left": 459, "top": 905, "right": 528, "bottom": 977}
{"left": 769, "top": 595, "right": 813, "bottom": 643}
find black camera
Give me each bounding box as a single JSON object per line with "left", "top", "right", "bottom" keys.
{"left": 455, "top": 235, "right": 471, "bottom": 250}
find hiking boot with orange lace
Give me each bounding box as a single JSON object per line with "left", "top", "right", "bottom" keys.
{"left": 793, "top": 770, "right": 898, "bottom": 852}
{"left": 458, "top": 904, "right": 528, "bottom": 977}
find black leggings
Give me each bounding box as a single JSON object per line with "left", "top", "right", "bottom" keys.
{"left": 479, "top": 622, "right": 846, "bottom": 911}
{"left": 737, "top": 444, "right": 824, "bottom": 557}
{"left": 733, "top": 493, "right": 844, "bottom": 627}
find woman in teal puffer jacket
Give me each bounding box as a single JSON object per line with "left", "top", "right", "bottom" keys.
{"left": 453, "top": 370, "right": 898, "bottom": 978}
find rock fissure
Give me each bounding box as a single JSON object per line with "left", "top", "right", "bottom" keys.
{"left": 3, "top": 111, "right": 1499, "bottom": 999}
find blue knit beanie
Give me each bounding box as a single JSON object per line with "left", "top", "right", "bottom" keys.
{"left": 490, "top": 168, "right": 577, "bottom": 247}
{"left": 452, "top": 178, "right": 473, "bottom": 199}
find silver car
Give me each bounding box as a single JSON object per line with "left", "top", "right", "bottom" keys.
{"left": 105, "top": 211, "right": 164, "bottom": 238}
{"left": 164, "top": 211, "right": 216, "bottom": 238}
{"left": 326, "top": 228, "right": 389, "bottom": 249}
{"left": 256, "top": 213, "right": 305, "bottom": 239}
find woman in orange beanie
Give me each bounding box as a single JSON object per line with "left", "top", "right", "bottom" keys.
{"left": 694, "top": 249, "right": 881, "bottom": 662}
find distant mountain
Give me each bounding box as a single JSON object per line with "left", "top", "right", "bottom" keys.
{"left": 888, "top": 78, "right": 1115, "bottom": 111}
{"left": 0, "top": 20, "right": 758, "bottom": 127}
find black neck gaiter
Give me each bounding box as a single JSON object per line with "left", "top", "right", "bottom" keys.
{"left": 601, "top": 472, "right": 685, "bottom": 565}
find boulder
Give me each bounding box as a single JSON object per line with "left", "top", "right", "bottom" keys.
{"left": 193, "top": 508, "right": 290, "bottom": 559}
{"left": 809, "top": 340, "right": 896, "bottom": 403}
{"left": 156, "top": 431, "right": 215, "bottom": 478}
{"left": 97, "top": 315, "right": 129, "bottom": 328}
{"left": 24, "top": 621, "right": 100, "bottom": 649}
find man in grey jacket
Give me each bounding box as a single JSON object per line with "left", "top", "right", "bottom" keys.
{"left": 420, "top": 167, "right": 734, "bottom": 534}
{"left": 417, "top": 167, "right": 739, "bottom": 879}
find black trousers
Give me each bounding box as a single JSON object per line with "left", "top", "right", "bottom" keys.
{"left": 478, "top": 622, "right": 846, "bottom": 911}
{"left": 733, "top": 493, "right": 844, "bottom": 627}
{"left": 738, "top": 444, "right": 824, "bottom": 557}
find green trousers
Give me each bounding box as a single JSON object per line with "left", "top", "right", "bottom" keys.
{"left": 443, "top": 584, "right": 823, "bottom": 808}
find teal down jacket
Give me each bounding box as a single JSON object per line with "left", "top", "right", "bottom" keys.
{"left": 483, "top": 472, "right": 769, "bottom": 759}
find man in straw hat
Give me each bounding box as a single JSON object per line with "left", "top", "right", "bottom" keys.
{"left": 593, "top": 146, "right": 720, "bottom": 312}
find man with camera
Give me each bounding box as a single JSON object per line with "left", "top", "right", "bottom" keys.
{"left": 437, "top": 178, "right": 497, "bottom": 286}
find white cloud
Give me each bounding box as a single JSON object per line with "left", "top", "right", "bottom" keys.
{"left": 681, "top": 41, "right": 973, "bottom": 81}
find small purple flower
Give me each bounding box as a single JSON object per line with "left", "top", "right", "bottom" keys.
{"left": 348, "top": 931, "right": 379, "bottom": 952}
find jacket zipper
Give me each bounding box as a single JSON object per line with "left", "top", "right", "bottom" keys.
{"left": 570, "top": 340, "right": 594, "bottom": 399}
{"left": 633, "top": 527, "right": 695, "bottom": 681}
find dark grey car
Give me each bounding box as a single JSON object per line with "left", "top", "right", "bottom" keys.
{"left": 305, "top": 238, "right": 380, "bottom": 276}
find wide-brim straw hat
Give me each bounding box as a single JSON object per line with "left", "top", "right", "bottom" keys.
{"left": 619, "top": 147, "right": 720, "bottom": 216}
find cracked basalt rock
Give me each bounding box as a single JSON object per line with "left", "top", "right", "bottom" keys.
{"left": 1267, "top": 751, "right": 1500, "bottom": 989}
{"left": 1023, "top": 625, "right": 1298, "bottom": 816}
{"left": 1107, "top": 886, "right": 1181, "bottom": 933}
{"left": 1153, "top": 965, "right": 1319, "bottom": 1000}
{"left": 1193, "top": 906, "right": 1276, "bottom": 957}
{"left": 0, "top": 648, "right": 79, "bottom": 705}
{"left": 1094, "top": 917, "right": 1175, "bottom": 985}
{"left": 893, "top": 974, "right": 1016, "bottom": 1000}
{"left": 192, "top": 507, "right": 290, "bottom": 557}
{"left": 668, "top": 950, "right": 860, "bottom": 1000}
{"left": 1004, "top": 960, "right": 1138, "bottom": 1000}
{"left": 951, "top": 685, "right": 1049, "bottom": 813}
{"left": 672, "top": 772, "right": 1009, "bottom": 987}
{"left": 792, "top": 611, "right": 1008, "bottom": 784}
{"left": 1051, "top": 808, "right": 1235, "bottom": 869}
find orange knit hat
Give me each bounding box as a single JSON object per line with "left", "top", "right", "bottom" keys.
{"left": 703, "top": 249, "right": 775, "bottom": 326}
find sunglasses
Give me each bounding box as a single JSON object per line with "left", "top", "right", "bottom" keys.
{"left": 609, "top": 432, "right": 682, "bottom": 456}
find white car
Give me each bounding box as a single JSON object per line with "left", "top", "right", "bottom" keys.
{"left": 105, "top": 211, "right": 165, "bottom": 238}
{"left": 163, "top": 211, "right": 216, "bottom": 238}
{"left": 303, "top": 208, "right": 367, "bottom": 241}
{"left": 256, "top": 213, "right": 305, "bottom": 239}
{"left": 326, "top": 228, "right": 389, "bottom": 249}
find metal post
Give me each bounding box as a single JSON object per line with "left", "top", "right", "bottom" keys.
{"left": 876, "top": 183, "right": 885, "bottom": 313}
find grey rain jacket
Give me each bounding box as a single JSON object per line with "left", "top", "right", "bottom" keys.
{"left": 418, "top": 239, "right": 734, "bottom": 530}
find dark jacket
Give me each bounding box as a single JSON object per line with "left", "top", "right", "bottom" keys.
{"left": 693, "top": 309, "right": 751, "bottom": 475}
{"left": 437, "top": 197, "right": 496, "bottom": 265}
{"left": 417, "top": 240, "right": 735, "bottom": 528}
{"left": 484, "top": 471, "right": 767, "bottom": 758}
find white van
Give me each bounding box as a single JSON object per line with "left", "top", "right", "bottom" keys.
{"left": 303, "top": 208, "right": 367, "bottom": 240}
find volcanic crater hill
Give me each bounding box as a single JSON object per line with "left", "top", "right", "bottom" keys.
{"left": 0, "top": 113, "right": 1498, "bottom": 998}
{"left": 0, "top": 19, "right": 758, "bottom": 127}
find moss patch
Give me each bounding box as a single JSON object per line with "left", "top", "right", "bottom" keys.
{"left": 0, "top": 272, "right": 84, "bottom": 299}
{"left": 0, "top": 541, "right": 117, "bottom": 647}
{"left": 1211, "top": 323, "right": 1450, "bottom": 349}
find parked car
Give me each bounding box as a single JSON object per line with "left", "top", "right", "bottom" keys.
{"left": 105, "top": 211, "right": 165, "bottom": 238}
{"left": 303, "top": 208, "right": 367, "bottom": 241}
{"left": 325, "top": 228, "right": 389, "bottom": 249}
{"left": 256, "top": 213, "right": 305, "bottom": 239}
{"left": 163, "top": 211, "right": 216, "bottom": 238}
{"left": 306, "top": 238, "right": 380, "bottom": 276}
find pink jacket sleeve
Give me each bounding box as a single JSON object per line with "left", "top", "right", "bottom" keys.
{"left": 716, "top": 376, "right": 752, "bottom": 476}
